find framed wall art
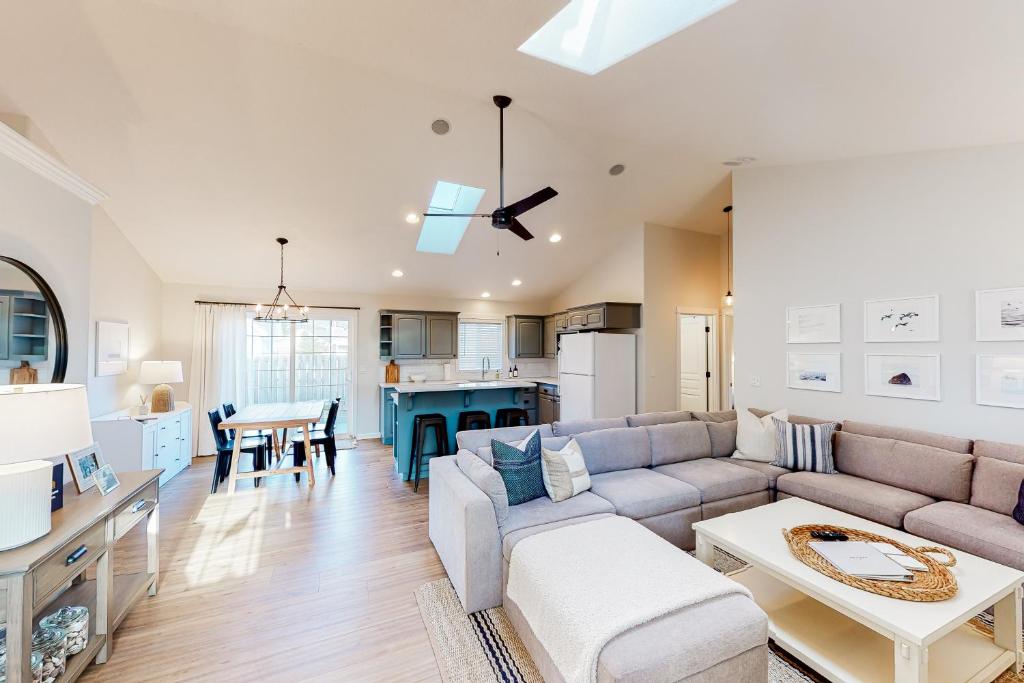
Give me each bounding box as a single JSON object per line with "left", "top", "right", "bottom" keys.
{"left": 787, "top": 352, "right": 842, "bottom": 392}
{"left": 864, "top": 353, "right": 941, "bottom": 402}
{"left": 96, "top": 321, "right": 130, "bottom": 376}
{"left": 976, "top": 287, "right": 1024, "bottom": 341}
{"left": 786, "top": 304, "right": 841, "bottom": 344}
{"left": 864, "top": 295, "right": 939, "bottom": 343}
{"left": 977, "top": 354, "right": 1024, "bottom": 408}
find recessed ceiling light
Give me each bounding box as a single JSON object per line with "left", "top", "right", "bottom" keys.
{"left": 431, "top": 119, "right": 451, "bottom": 135}
{"left": 511, "top": 279, "right": 522, "bottom": 287}
{"left": 609, "top": 164, "right": 625, "bottom": 176}
{"left": 481, "top": 291, "right": 491, "bottom": 298}
{"left": 391, "top": 269, "right": 404, "bottom": 278}
{"left": 405, "top": 213, "right": 419, "bottom": 224}
{"left": 549, "top": 233, "right": 562, "bottom": 243}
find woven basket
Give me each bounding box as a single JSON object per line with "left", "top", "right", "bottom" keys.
{"left": 783, "top": 524, "right": 958, "bottom": 602}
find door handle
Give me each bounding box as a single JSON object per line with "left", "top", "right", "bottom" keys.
{"left": 65, "top": 544, "right": 88, "bottom": 565}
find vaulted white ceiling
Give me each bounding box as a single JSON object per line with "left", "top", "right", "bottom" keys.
{"left": 0, "top": 1, "right": 1021, "bottom": 302}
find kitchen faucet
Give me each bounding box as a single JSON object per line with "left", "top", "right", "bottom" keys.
{"left": 482, "top": 356, "right": 491, "bottom": 380}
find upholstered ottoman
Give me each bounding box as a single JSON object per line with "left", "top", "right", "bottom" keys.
{"left": 502, "top": 516, "right": 768, "bottom": 683}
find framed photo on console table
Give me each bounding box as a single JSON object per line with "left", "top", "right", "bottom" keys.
{"left": 67, "top": 442, "right": 107, "bottom": 493}
{"left": 786, "top": 304, "right": 841, "bottom": 344}
{"left": 864, "top": 295, "right": 939, "bottom": 342}
{"left": 976, "top": 287, "right": 1024, "bottom": 341}
{"left": 865, "top": 354, "right": 941, "bottom": 402}
{"left": 787, "top": 352, "right": 842, "bottom": 392}
{"left": 977, "top": 354, "right": 1024, "bottom": 409}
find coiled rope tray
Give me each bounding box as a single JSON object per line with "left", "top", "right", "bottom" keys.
{"left": 783, "top": 524, "right": 958, "bottom": 602}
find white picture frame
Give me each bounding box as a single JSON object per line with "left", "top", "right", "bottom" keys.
{"left": 66, "top": 442, "right": 107, "bottom": 493}
{"left": 786, "top": 304, "right": 841, "bottom": 344}
{"left": 976, "top": 354, "right": 1024, "bottom": 409}
{"left": 863, "top": 295, "right": 939, "bottom": 342}
{"left": 96, "top": 321, "right": 130, "bottom": 376}
{"left": 93, "top": 464, "right": 121, "bottom": 496}
{"left": 865, "top": 354, "right": 941, "bottom": 402}
{"left": 787, "top": 352, "right": 842, "bottom": 392}
{"left": 976, "top": 287, "right": 1024, "bottom": 341}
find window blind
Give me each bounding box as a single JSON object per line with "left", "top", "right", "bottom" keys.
{"left": 458, "top": 321, "right": 503, "bottom": 371}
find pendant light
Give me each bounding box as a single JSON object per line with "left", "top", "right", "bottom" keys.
{"left": 255, "top": 237, "right": 309, "bottom": 322}
{"left": 723, "top": 205, "right": 734, "bottom": 307}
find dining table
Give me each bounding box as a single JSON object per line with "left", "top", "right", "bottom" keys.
{"left": 218, "top": 400, "right": 325, "bottom": 494}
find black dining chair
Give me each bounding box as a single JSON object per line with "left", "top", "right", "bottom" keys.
{"left": 207, "top": 408, "right": 269, "bottom": 493}
{"left": 222, "top": 403, "right": 275, "bottom": 447}
{"left": 291, "top": 399, "right": 340, "bottom": 476}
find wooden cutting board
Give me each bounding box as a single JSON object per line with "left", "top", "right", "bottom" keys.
{"left": 10, "top": 361, "right": 37, "bottom": 384}
{"left": 385, "top": 359, "right": 400, "bottom": 384}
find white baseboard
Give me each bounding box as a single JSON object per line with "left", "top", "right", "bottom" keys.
{"left": 357, "top": 432, "right": 381, "bottom": 440}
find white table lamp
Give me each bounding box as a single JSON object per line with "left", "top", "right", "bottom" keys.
{"left": 139, "top": 360, "right": 183, "bottom": 413}
{"left": 0, "top": 384, "right": 93, "bottom": 550}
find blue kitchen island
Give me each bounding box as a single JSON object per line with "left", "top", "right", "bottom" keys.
{"left": 380, "top": 380, "right": 539, "bottom": 481}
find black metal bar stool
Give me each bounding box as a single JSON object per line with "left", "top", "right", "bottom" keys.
{"left": 495, "top": 408, "right": 530, "bottom": 428}
{"left": 457, "top": 410, "right": 491, "bottom": 432}
{"left": 409, "top": 413, "right": 449, "bottom": 492}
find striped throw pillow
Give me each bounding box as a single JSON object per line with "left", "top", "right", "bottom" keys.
{"left": 772, "top": 418, "right": 838, "bottom": 474}
{"left": 491, "top": 430, "right": 546, "bottom": 506}
{"left": 541, "top": 438, "right": 591, "bottom": 502}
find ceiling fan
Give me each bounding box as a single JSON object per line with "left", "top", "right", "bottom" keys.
{"left": 423, "top": 95, "right": 557, "bottom": 241}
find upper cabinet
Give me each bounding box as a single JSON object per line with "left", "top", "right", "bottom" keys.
{"left": 556, "top": 302, "right": 642, "bottom": 333}
{"left": 507, "top": 315, "right": 544, "bottom": 359}
{"left": 0, "top": 290, "right": 49, "bottom": 364}
{"left": 543, "top": 316, "right": 558, "bottom": 359}
{"left": 380, "top": 310, "right": 458, "bottom": 360}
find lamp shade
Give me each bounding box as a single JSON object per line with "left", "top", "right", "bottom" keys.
{"left": 139, "top": 360, "right": 184, "bottom": 385}
{"left": 0, "top": 384, "right": 94, "bottom": 465}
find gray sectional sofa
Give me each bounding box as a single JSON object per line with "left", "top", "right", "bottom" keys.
{"left": 428, "top": 407, "right": 1024, "bottom": 616}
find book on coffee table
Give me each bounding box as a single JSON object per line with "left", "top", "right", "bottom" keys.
{"left": 809, "top": 541, "right": 914, "bottom": 581}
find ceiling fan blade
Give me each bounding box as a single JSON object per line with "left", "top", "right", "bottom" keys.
{"left": 504, "top": 186, "right": 557, "bottom": 217}
{"left": 421, "top": 213, "right": 492, "bottom": 218}
{"left": 507, "top": 218, "right": 534, "bottom": 241}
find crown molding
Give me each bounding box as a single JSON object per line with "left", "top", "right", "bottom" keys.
{"left": 0, "top": 121, "right": 107, "bottom": 205}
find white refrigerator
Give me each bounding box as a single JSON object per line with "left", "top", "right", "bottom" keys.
{"left": 558, "top": 332, "right": 637, "bottom": 421}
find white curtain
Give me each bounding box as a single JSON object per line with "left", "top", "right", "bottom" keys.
{"left": 188, "top": 304, "right": 249, "bottom": 455}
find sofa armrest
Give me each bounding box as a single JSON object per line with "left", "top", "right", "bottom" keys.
{"left": 428, "top": 455, "right": 503, "bottom": 613}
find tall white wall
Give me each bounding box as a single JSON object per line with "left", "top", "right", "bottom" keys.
{"left": 732, "top": 143, "right": 1024, "bottom": 444}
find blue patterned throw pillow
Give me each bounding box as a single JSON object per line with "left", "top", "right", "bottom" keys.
{"left": 772, "top": 417, "right": 838, "bottom": 474}
{"left": 491, "top": 430, "right": 546, "bottom": 506}
{"left": 1013, "top": 480, "right": 1024, "bottom": 526}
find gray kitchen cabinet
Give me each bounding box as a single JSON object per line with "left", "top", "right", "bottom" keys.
{"left": 543, "top": 316, "right": 558, "bottom": 358}
{"left": 394, "top": 313, "right": 426, "bottom": 358}
{"left": 564, "top": 302, "right": 641, "bottom": 332}
{"left": 507, "top": 315, "right": 544, "bottom": 359}
{"left": 426, "top": 313, "right": 458, "bottom": 358}
{"left": 0, "top": 295, "right": 8, "bottom": 360}
{"left": 554, "top": 312, "right": 569, "bottom": 332}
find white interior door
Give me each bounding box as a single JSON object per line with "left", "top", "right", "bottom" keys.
{"left": 679, "top": 315, "right": 710, "bottom": 411}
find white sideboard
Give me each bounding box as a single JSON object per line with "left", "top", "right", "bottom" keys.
{"left": 92, "top": 403, "right": 193, "bottom": 486}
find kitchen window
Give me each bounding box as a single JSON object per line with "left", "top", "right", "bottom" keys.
{"left": 457, "top": 320, "right": 503, "bottom": 372}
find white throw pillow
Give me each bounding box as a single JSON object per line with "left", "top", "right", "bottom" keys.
{"left": 732, "top": 408, "right": 789, "bottom": 462}
{"left": 541, "top": 438, "right": 591, "bottom": 502}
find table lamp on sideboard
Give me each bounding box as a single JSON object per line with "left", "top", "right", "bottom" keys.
{"left": 0, "top": 384, "right": 93, "bottom": 550}
{"left": 139, "top": 360, "right": 183, "bottom": 413}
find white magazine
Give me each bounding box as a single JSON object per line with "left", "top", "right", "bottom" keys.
{"left": 809, "top": 541, "right": 913, "bottom": 581}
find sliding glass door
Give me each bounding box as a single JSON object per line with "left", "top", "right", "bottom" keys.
{"left": 246, "top": 311, "right": 356, "bottom": 436}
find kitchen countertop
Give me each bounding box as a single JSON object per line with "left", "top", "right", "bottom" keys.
{"left": 380, "top": 379, "right": 542, "bottom": 394}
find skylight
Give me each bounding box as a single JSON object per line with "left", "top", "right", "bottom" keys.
{"left": 518, "top": 0, "right": 737, "bottom": 75}
{"left": 416, "top": 181, "right": 486, "bottom": 255}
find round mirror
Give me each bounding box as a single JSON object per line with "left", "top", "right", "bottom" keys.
{"left": 0, "top": 256, "right": 68, "bottom": 384}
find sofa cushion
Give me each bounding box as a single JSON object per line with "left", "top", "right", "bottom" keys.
{"left": 971, "top": 456, "right": 1024, "bottom": 516}
{"left": 499, "top": 491, "right": 616, "bottom": 536}
{"left": 475, "top": 436, "right": 570, "bottom": 466}
{"left": 692, "top": 410, "right": 737, "bottom": 423}
{"left": 502, "top": 513, "right": 616, "bottom": 562}
{"left": 904, "top": 501, "right": 1024, "bottom": 572}
{"left": 455, "top": 449, "right": 509, "bottom": 525}
{"left": 834, "top": 431, "right": 974, "bottom": 503}
{"left": 720, "top": 457, "right": 791, "bottom": 488}
{"left": 552, "top": 417, "right": 629, "bottom": 437}
{"left": 588, "top": 469, "right": 701, "bottom": 519}
{"left": 647, "top": 421, "right": 712, "bottom": 465}
{"left": 653, "top": 458, "right": 769, "bottom": 503}
{"left": 974, "top": 439, "right": 1024, "bottom": 465}
{"left": 574, "top": 427, "right": 652, "bottom": 475}
{"left": 456, "top": 423, "right": 554, "bottom": 452}
{"left": 777, "top": 471, "right": 934, "bottom": 528}
{"left": 841, "top": 420, "right": 971, "bottom": 454}
{"left": 706, "top": 420, "right": 737, "bottom": 457}
{"left": 626, "top": 411, "right": 692, "bottom": 427}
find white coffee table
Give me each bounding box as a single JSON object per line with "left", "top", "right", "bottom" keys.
{"left": 692, "top": 498, "right": 1024, "bottom": 683}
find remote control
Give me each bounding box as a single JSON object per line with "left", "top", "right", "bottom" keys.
{"left": 810, "top": 531, "right": 849, "bottom": 541}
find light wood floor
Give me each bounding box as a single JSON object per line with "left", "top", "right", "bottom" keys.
{"left": 79, "top": 440, "right": 446, "bottom": 683}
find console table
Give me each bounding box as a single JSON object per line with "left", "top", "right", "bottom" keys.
{"left": 0, "top": 469, "right": 161, "bottom": 683}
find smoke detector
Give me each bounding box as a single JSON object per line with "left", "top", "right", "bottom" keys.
{"left": 431, "top": 119, "right": 452, "bottom": 135}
